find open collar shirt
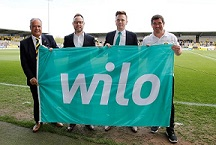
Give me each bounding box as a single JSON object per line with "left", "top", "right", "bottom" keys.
{"left": 142, "top": 31, "right": 179, "bottom": 46}
{"left": 73, "top": 32, "right": 84, "bottom": 47}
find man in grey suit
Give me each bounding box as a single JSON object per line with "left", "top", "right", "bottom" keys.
{"left": 63, "top": 13, "right": 95, "bottom": 132}
{"left": 20, "top": 18, "right": 63, "bottom": 133}
{"left": 104, "top": 11, "right": 138, "bottom": 133}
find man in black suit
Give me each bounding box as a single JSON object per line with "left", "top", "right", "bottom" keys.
{"left": 104, "top": 11, "right": 138, "bottom": 133}
{"left": 104, "top": 11, "right": 138, "bottom": 46}
{"left": 20, "top": 18, "right": 63, "bottom": 133}
{"left": 63, "top": 14, "right": 95, "bottom": 48}
{"left": 63, "top": 13, "right": 95, "bottom": 132}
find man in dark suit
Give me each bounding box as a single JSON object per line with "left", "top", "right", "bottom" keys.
{"left": 104, "top": 11, "right": 138, "bottom": 133}
{"left": 20, "top": 18, "right": 63, "bottom": 133}
{"left": 63, "top": 13, "right": 95, "bottom": 132}
{"left": 104, "top": 11, "right": 137, "bottom": 46}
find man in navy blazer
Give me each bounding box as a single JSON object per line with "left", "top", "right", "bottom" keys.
{"left": 63, "top": 13, "right": 95, "bottom": 132}
{"left": 104, "top": 29, "right": 138, "bottom": 46}
{"left": 104, "top": 11, "right": 137, "bottom": 46}
{"left": 20, "top": 18, "right": 63, "bottom": 133}
{"left": 63, "top": 33, "right": 95, "bottom": 47}
{"left": 104, "top": 11, "right": 138, "bottom": 133}
{"left": 63, "top": 14, "right": 95, "bottom": 48}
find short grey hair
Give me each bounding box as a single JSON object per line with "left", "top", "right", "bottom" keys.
{"left": 30, "top": 18, "right": 42, "bottom": 27}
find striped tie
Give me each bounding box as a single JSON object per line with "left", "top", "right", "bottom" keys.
{"left": 35, "top": 38, "right": 40, "bottom": 59}
{"left": 115, "top": 32, "right": 121, "bottom": 45}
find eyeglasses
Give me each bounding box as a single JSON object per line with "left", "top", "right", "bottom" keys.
{"left": 73, "top": 21, "right": 84, "bottom": 24}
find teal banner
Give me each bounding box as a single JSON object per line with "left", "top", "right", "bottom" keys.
{"left": 38, "top": 45, "right": 174, "bottom": 127}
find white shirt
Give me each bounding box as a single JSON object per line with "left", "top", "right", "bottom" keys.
{"left": 32, "top": 35, "right": 42, "bottom": 49}
{"left": 114, "top": 30, "right": 126, "bottom": 45}
{"left": 142, "top": 31, "right": 179, "bottom": 46}
{"left": 73, "top": 33, "right": 84, "bottom": 47}
{"left": 142, "top": 31, "right": 179, "bottom": 76}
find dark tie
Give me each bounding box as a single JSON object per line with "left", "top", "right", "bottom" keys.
{"left": 35, "top": 38, "right": 40, "bottom": 59}
{"left": 115, "top": 32, "right": 121, "bottom": 45}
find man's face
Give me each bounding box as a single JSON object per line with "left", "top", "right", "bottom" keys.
{"left": 30, "top": 20, "right": 42, "bottom": 38}
{"left": 151, "top": 18, "right": 164, "bottom": 33}
{"left": 115, "top": 14, "right": 128, "bottom": 31}
{"left": 73, "top": 16, "right": 84, "bottom": 33}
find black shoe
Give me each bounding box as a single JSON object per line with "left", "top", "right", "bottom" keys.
{"left": 166, "top": 130, "right": 178, "bottom": 143}
{"left": 104, "top": 126, "right": 112, "bottom": 131}
{"left": 85, "top": 125, "right": 95, "bottom": 131}
{"left": 151, "top": 126, "right": 159, "bottom": 133}
{"left": 67, "top": 124, "right": 76, "bottom": 132}
{"left": 131, "top": 126, "right": 138, "bottom": 133}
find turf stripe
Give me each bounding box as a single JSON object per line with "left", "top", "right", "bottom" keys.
{"left": 0, "top": 82, "right": 28, "bottom": 88}
{"left": 189, "top": 51, "right": 216, "bottom": 61}
{"left": 175, "top": 101, "right": 216, "bottom": 107}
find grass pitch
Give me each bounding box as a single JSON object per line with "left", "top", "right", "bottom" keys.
{"left": 0, "top": 48, "right": 215, "bottom": 144}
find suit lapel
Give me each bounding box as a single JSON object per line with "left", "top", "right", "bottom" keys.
{"left": 27, "top": 37, "right": 36, "bottom": 59}
{"left": 108, "top": 31, "right": 115, "bottom": 45}
{"left": 70, "top": 33, "right": 75, "bottom": 47}
{"left": 41, "top": 35, "right": 49, "bottom": 47}
{"left": 83, "top": 33, "right": 87, "bottom": 46}
{"left": 125, "top": 30, "right": 129, "bottom": 45}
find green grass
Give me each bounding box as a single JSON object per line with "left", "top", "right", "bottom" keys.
{"left": 174, "top": 50, "right": 216, "bottom": 103}
{"left": 0, "top": 49, "right": 216, "bottom": 144}
{"left": 0, "top": 49, "right": 26, "bottom": 85}
{"left": 174, "top": 50, "right": 216, "bottom": 144}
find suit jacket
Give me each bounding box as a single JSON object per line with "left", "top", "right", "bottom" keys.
{"left": 104, "top": 30, "right": 138, "bottom": 46}
{"left": 20, "top": 34, "right": 58, "bottom": 86}
{"left": 63, "top": 33, "right": 95, "bottom": 47}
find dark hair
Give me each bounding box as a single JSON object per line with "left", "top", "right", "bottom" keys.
{"left": 115, "top": 11, "right": 127, "bottom": 17}
{"left": 151, "top": 14, "right": 165, "bottom": 24}
{"left": 73, "top": 13, "right": 84, "bottom": 19}
{"left": 73, "top": 13, "right": 84, "bottom": 23}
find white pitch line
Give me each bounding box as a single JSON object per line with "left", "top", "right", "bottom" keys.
{"left": 189, "top": 51, "right": 216, "bottom": 61}
{"left": 1, "top": 82, "right": 216, "bottom": 107}
{"left": 0, "top": 82, "right": 28, "bottom": 88}
{"left": 174, "top": 101, "right": 216, "bottom": 107}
